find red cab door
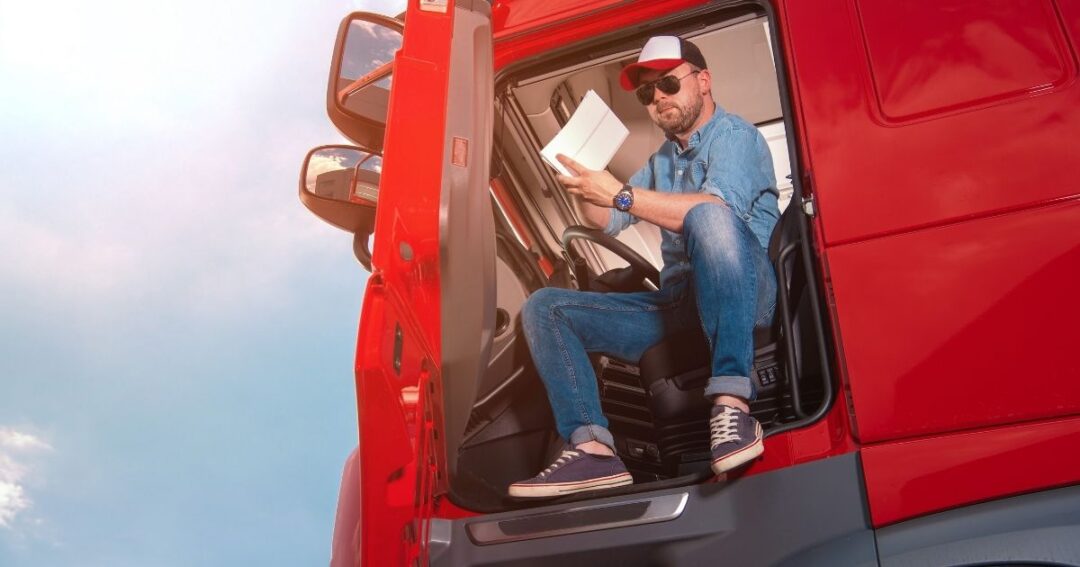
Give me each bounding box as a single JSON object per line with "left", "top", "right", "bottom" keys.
{"left": 346, "top": 1, "right": 494, "bottom": 565}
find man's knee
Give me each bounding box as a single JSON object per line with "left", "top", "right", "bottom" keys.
{"left": 522, "top": 287, "right": 570, "bottom": 329}
{"left": 684, "top": 201, "right": 740, "bottom": 240}
{"left": 683, "top": 202, "right": 743, "bottom": 262}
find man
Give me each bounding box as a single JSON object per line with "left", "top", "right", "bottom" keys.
{"left": 509, "top": 35, "right": 780, "bottom": 498}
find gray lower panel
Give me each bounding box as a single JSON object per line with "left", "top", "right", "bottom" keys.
{"left": 430, "top": 453, "right": 877, "bottom": 567}
{"left": 877, "top": 483, "right": 1080, "bottom": 567}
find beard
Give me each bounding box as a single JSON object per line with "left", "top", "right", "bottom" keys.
{"left": 654, "top": 93, "right": 704, "bottom": 137}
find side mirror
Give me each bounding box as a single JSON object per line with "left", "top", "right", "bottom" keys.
{"left": 299, "top": 145, "right": 382, "bottom": 270}
{"left": 327, "top": 13, "right": 404, "bottom": 151}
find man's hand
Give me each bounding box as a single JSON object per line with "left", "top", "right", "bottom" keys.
{"left": 556, "top": 154, "right": 624, "bottom": 208}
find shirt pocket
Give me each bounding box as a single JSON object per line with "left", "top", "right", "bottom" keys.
{"left": 689, "top": 160, "right": 709, "bottom": 193}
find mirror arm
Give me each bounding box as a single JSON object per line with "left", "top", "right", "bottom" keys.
{"left": 338, "top": 61, "right": 395, "bottom": 104}
{"left": 353, "top": 231, "right": 373, "bottom": 271}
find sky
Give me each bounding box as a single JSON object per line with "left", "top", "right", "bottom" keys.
{"left": 0, "top": 0, "right": 403, "bottom": 564}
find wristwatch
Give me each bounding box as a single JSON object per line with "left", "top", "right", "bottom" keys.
{"left": 613, "top": 184, "right": 634, "bottom": 212}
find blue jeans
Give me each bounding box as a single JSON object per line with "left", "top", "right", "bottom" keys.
{"left": 521, "top": 203, "right": 777, "bottom": 450}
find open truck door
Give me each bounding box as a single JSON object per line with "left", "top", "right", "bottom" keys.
{"left": 308, "top": 1, "right": 494, "bottom": 565}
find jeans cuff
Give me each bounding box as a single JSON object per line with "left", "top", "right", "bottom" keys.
{"left": 704, "top": 375, "right": 754, "bottom": 401}
{"left": 569, "top": 425, "right": 616, "bottom": 452}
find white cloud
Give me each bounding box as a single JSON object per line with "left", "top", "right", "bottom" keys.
{"left": 0, "top": 480, "right": 30, "bottom": 528}
{"left": 0, "top": 429, "right": 51, "bottom": 530}
{"left": 0, "top": 430, "right": 52, "bottom": 452}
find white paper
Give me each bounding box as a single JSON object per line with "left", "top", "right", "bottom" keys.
{"left": 540, "top": 90, "right": 629, "bottom": 177}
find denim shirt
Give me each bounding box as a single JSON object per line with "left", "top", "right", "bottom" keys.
{"left": 605, "top": 107, "right": 780, "bottom": 287}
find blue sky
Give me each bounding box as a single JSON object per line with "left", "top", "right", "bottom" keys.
{"left": 0, "top": 0, "right": 403, "bottom": 564}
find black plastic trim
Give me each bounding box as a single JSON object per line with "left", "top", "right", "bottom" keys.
{"left": 440, "top": 0, "right": 496, "bottom": 491}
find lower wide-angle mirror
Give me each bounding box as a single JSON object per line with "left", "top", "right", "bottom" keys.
{"left": 299, "top": 145, "right": 382, "bottom": 270}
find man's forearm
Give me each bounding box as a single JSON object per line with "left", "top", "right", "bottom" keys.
{"left": 552, "top": 153, "right": 722, "bottom": 233}
{"left": 578, "top": 198, "right": 611, "bottom": 229}
{"left": 626, "top": 189, "right": 722, "bottom": 233}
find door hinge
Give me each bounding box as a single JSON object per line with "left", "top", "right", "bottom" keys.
{"left": 802, "top": 196, "right": 816, "bottom": 217}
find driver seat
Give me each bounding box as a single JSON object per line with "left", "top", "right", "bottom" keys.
{"left": 598, "top": 202, "right": 822, "bottom": 478}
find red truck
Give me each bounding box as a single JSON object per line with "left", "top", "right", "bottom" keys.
{"left": 300, "top": 0, "right": 1080, "bottom": 565}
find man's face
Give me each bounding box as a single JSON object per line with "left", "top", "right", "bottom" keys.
{"left": 638, "top": 63, "right": 709, "bottom": 137}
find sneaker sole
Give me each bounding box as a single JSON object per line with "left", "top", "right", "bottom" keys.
{"left": 508, "top": 472, "right": 634, "bottom": 499}
{"left": 710, "top": 425, "right": 764, "bottom": 475}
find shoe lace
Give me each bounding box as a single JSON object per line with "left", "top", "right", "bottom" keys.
{"left": 709, "top": 407, "right": 741, "bottom": 449}
{"left": 538, "top": 449, "right": 580, "bottom": 479}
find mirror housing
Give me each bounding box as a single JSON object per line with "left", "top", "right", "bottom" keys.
{"left": 326, "top": 13, "right": 404, "bottom": 152}
{"left": 299, "top": 145, "right": 382, "bottom": 270}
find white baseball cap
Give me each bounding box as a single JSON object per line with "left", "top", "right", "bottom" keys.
{"left": 619, "top": 35, "right": 708, "bottom": 90}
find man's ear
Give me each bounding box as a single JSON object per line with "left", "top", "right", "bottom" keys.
{"left": 697, "top": 68, "right": 713, "bottom": 97}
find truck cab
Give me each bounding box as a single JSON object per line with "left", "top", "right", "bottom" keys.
{"left": 301, "top": 1, "right": 1080, "bottom": 565}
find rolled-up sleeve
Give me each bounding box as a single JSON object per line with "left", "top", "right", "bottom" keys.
{"left": 700, "top": 127, "right": 763, "bottom": 219}
{"left": 604, "top": 159, "right": 653, "bottom": 236}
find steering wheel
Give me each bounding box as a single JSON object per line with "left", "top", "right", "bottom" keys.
{"left": 561, "top": 225, "right": 661, "bottom": 290}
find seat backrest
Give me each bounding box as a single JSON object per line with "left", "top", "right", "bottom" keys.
{"left": 768, "top": 197, "right": 802, "bottom": 265}
{"left": 766, "top": 199, "right": 820, "bottom": 382}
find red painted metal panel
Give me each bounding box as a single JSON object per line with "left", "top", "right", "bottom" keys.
{"left": 493, "top": 0, "right": 627, "bottom": 38}
{"left": 784, "top": 0, "right": 1080, "bottom": 245}
{"left": 492, "top": 0, "right": 704, "bottom": 70}
{"left": 375, "top": 14, "right": 453, "bottom": 361}
{"left": 354, "top": 277, "right": 422, "bottom": 567}
{"left": 861, "top": 414, "right": 1080, "bottom": 527}
{"left": 352, "top": 276, "right": 442, "bottom": 565}
{"left": 827, "top": 198, "right": 1080, "bottom": 443}
{"left": 1064, "top": 0, "right": 1080, "bottom": 42}
{"left": 855, "top": 0, "right": 1072, "bottom": 122}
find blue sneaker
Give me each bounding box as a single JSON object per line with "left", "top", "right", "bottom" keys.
{"left": 508, "top": 449, "right": 633, "bottom": 498}
{"left": 709, "top": 405, "right": 764, "bottom": 474}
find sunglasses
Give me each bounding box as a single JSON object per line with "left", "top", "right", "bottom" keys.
{"left": 635, "top": 70, "right": 700, "bottom": 105}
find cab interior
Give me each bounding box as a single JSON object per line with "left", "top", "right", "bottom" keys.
{"left": 454, "top": 4, "right": 834, "bottom": 512}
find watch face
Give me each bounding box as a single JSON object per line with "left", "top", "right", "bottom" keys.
{"left": 614, "top": 191, "right": 633, "bottom": 211}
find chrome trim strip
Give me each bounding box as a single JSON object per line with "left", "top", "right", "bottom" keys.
{"left": 466, "top": 492, "right": 689, "bottom": 545}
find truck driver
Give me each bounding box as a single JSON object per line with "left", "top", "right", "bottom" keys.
{"left": 509, "top": 35, "right": 780, "bottom": 498}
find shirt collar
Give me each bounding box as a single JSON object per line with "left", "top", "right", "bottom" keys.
{"left": 665, "top": 104, "right": 726, "bottom": 152}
